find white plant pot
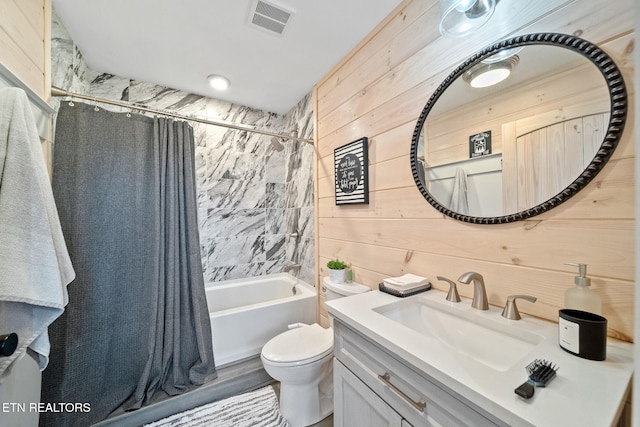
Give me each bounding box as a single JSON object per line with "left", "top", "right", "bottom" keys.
{"left": 328, "top": 268, "right": 346, "bottom": 284}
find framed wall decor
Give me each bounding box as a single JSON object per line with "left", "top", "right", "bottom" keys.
{"left": 334, "top": 137, "right": 369, "bottom": 205}
{"left": 469, "top": 130, "right": 492, "bottom": 158}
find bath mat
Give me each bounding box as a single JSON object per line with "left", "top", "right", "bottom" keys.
{"left": 143, "top": 386, "right": 290, "bottom": 427}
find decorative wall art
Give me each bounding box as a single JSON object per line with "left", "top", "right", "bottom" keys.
{"left": 334, "top": 137, "right": 369, "bottom": 205}
{"left": 469, "top": 130, "right": 492, "bottom": 158}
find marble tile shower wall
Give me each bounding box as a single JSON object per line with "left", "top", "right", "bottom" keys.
{"left": 51, "top": 11, "right": 315, "bottom": 286}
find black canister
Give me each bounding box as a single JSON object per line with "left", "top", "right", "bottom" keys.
{"left": 558, "top": 309, "right": 607, "bottom": 361}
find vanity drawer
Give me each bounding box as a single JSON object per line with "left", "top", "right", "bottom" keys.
{"left": 334, "top": 320, "right": 505, "bottom": 427}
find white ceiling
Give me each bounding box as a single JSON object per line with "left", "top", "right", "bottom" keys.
{"left": 52, "top": 0, "right": 405, "bottom": 114}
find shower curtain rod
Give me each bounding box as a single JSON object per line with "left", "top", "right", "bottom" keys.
{"left": 50, "top": 86, "right": 314, "bottom": 144}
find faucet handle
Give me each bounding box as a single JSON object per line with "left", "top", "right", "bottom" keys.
{"left": 501, "top": 295, "right": 537, "bottom": 320}
{"left": 437, "top": 276, "right": 460, "bottom": 303}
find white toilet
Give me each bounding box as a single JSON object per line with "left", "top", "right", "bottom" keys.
{"left": 260, "top": 277, "right": 370, "bottom": 427}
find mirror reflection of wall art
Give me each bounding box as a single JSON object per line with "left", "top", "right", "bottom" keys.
{"left": 334, "top": 137, "right": 369, "bottom": 205}
{"left": 469, "top": 130, "right": 492, "bottom": 158}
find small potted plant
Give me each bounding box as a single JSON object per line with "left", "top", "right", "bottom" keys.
{"left": 327, "top": 259, "right": 348, "bottom": 284}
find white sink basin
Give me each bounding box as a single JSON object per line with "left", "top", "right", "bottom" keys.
{"left": 373, "top": 296, "right": 545, "bottom": 371}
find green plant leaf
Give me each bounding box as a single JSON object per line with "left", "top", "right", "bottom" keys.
{"left": 327, "top": 259, "right": 347, "bottom": 269}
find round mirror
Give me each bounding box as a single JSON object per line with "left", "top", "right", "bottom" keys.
{"left": 411, "top": 33, "right": 627, "bottom": 224}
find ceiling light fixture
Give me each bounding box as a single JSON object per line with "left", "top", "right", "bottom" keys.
{"left": 481, "top": 46, "right": 524, "bottom": 64}
{"left": 462, "top": 55, "right": 519, "bottom": 88}
{"left": 207, "top": 74, "right": 230, "bottom": 91}
{"left": 439, "top": 0, "right": 497, "bottom": 38}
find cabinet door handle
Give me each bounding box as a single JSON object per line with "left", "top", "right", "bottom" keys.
{"left": 378, "top": 372, "right": 426, "bottom": 413}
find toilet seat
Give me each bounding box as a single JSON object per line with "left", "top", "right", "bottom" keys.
{"left": 261, "top": 323, "right": 333, "bottom": 367}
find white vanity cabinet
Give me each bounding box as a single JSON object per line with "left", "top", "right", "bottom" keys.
{"left": 333, "top": 319, "right": 509, "bottom": 427}
{"left": 327, "top": 291, "right": 634, "bottom": 426}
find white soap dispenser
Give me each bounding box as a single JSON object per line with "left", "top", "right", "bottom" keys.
{"left": 564, "top": 263, "right": 601, "bottom": 314}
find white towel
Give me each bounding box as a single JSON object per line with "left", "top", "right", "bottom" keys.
{"left": 0, "top": 88, "right": 75, "bottom": 380}
{"left": 383, "top": 273, "right": 429, "bottom": 291}
{"left": 450, "top": 167, "right": 469, "bottom": 214}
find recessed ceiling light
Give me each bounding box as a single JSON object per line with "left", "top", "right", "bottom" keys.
{"left": 463, "top": 55, "right": 519, "bottom": 88}
{"left": 482, "top": 46, "right": 524, "bottom": 64}
{"left": 207, "top": 74, "right": 230, "bottom": 91}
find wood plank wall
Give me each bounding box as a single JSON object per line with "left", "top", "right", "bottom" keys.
{"left": 314, "top": 0, "right": 635, "bottom": 342}
{"left": 0, "top": 0, "right": 50, "bottom": 101}
{"left": 0, "top": 0, "right": 52, "bottom": 170}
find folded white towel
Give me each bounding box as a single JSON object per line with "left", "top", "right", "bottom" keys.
{"left": 382, "top": 281, "right": 431, "bottom": 292}
{"left": 381, "top": 282, "right": 432, "bottom": 295}
{"left": 383, "top": 273, "right": 429, "bottom": 289}
{"left": 0, "top": 88, "right": 75, "bottom": 380}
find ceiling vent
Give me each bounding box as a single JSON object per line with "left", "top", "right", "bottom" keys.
{"left": 248, "top": 0, "right": 294, "bottom": 36}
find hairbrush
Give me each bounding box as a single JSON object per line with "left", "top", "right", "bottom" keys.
{"left": 514, "top": 359, "right": 558, "bottom": 399}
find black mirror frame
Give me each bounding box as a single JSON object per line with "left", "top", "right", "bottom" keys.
{"left": 410, "top": 33, "right": 627, "bottom": 224}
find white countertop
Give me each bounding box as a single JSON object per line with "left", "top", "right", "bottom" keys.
{"left": 325, "top": 289, "right": 634, "bottom": 427}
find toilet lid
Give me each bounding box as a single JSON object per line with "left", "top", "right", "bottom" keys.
{"left": 261, "top": 323, "right": 333, "bottom": 366}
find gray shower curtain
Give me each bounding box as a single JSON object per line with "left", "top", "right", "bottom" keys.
{"left": 40, "top": 102, "right": 217, "bottom": 426}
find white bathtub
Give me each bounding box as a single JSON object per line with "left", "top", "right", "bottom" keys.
{"left": 206, "top": 273, "right": 317, "bottom": 367}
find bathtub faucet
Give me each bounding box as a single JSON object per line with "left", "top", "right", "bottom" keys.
{"left": 284, "top": 263, "right": 301, "bottom": 294}
{"left": 283, "top": 263, "right": 301, "bottom": 274}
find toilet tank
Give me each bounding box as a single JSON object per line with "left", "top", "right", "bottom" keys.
{"left": 323, "top": 277, "right": 370, "bottom": 301}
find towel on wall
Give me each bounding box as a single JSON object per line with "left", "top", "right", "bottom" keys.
{"left": 0, "top": 87, "right": 75, "bottom": 380}
{"left": 450, "top": 167, "right": 469, "bottom": 215}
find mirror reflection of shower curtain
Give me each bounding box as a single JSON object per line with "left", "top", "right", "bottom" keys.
{"left": 41, "top": 102, "right": 217, "bottom": 426}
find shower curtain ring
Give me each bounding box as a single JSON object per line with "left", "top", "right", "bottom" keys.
{"left": 68, "top": 99, "right": 74, "bottom": 107}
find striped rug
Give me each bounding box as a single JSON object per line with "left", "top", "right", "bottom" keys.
{"left": 144, "top": 386, "right": 290, "bottom": 427}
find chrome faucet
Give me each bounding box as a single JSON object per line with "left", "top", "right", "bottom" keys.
{"left": 283, "top": 263, "right": 301, "bottom": 274}
{"left": 457, "top": 272, "right": 489, "bottom": 310}
{"left": 283, "top": 263, "right": 301, "bottom": 295}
